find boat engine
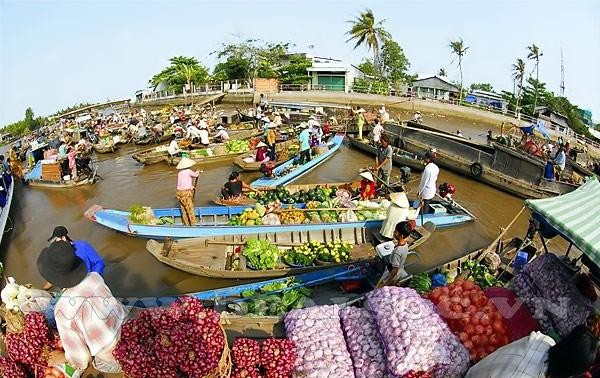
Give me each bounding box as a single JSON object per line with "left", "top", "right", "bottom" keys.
{"left": 260, "top": 161, "right": 276, "bottom": 177}
{"left": 438, "top": 182, "right": 456, "bottom": 200}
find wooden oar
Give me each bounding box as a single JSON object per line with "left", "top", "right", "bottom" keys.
{"left": 192, "top": 175, "right": 200, "bottom": 200}
{"left": 458, "top": 206, "right": 526, "bottom": 279}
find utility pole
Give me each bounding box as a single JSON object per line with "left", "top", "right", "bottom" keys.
{"left": 560, "top": 48, "right": 565, "bottom": 97}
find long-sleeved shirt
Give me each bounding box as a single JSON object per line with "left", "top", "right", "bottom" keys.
{"left": 167, "top": 140, "right": 180, "bottom": 156}
{"left": 215, "top": 129, "right": 230, "bottom": 141}
{"left": 418, "top": 162, "right": 439, "bottom": 200}
{"left": 554, "top": 150, "right": 566, "bottom": 169}
{"left": 72, "top": 240, "right": 105, "bottom": 276}
{"left": 372, "top": 124, "right": 384, "bottom": 143}
{"left": 54, "top": 273, "right": 125, "bottom": 370}
{"left": 177, "top": 168, "right": 199, "bottom": 190}
{"left": 298, "top": 129, "right": 311, "bottom": 151}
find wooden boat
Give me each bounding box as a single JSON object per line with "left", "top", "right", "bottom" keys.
{"left": 237, "top": 110, "right": 256, "bottom": 123}
{"left": 348, "top": 136, "right": 425, "bottom": 171}
{"left": 132, "top": 145, "right": 169, "bottom": 165}
{"left": 167, "top": 147, "right": 248, "bottom": 166}
{"left": 25, "top": 161, "right": 98, "bottom": 188}
{"left": 134, "top": 135, "right": 154, "bottom": 145}
{"left": 386, "top": 122, "right": 578, "bottom": 199}
{"left": 145, "top": 222, "right": 436, "bottom": 279}
{"left": 250, "top": 134, "right": 344, "bottom": 189}
{"left": 84, "top": 197, "right": 474, "bottom": 239}
{"left": 93, "top": 143, "right": 118, "bottom": 154}
{"left": 0, "top": 175, "right": 15, "bottom": 246}
{"left": 233, "top": 139, "right": 299, "bottom": 171}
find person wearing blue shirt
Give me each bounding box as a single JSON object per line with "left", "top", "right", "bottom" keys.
{"left": 46, "top": 226, "right": 105, "bottom": 276}
{"left": 298, "top": 125, "right": 312, "bottom": 164}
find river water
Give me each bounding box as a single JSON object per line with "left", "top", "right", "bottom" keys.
{"left": 0, "top": 114, "right": 531, "bottom": 298}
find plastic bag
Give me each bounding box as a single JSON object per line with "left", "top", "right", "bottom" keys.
{"left": 18, "top": 288, "right": 53, "bottom": 314}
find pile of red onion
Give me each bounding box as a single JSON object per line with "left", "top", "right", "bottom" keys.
{"left": 113, "top": 296, "right": 225, "bottom": 378}
{"left": 0, "top": 312, "right": 58, "bottom": 378}
{"left": 230, "top": 337, "right": 297, "bottom": 378}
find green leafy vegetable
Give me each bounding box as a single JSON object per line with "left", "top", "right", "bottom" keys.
{"left": 409, "top": 273, "right": 433, "bottom": 294}
{"left": 243, "top": 239, "right": 280, "bottom": 270}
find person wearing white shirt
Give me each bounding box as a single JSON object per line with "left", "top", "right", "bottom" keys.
{"left": 371, "top": 119, "right": 384, "bottom": 144}
{"left": 198, "top": 126, "right": 210, "bottom": 145}
{"left": 417, "top": 151, "right": 439, "bottom": 214}
{"left": 272, "top": 112, "right": 283, "bottom": 126}
{"left": 186, "top": 124, "right": 202, "bottom": 141}
{"left": 199, "top": 118, "right": 209, "bottom": 129}
{"left": 379, "top": 104, "right": 390, "bottom": 123}
{"left": 214, "top": 125, "right": 230, "bottom": 142}
{"left": 167, "top": 135, "right": 181, "bottom": 156}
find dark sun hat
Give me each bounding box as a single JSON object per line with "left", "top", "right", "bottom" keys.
{"left": 47, "top": 225, "right": 71, "bottom": 242}
{"left": 37, "top": 241, "right": 87, "bottom": 288}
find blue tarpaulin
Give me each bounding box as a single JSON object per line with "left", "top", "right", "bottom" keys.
{"left": 520, "top": 121, "right": 550, "bottom": 139}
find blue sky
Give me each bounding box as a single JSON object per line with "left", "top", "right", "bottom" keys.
{"left": 1, "top": 0, "right": 599, "bottom": 126}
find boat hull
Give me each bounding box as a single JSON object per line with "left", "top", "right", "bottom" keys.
{"left": 0, "top": 176, "right": 15, "bottom": 247}
{"left": 348, "top": 136, "right": 424, "bottom": 171}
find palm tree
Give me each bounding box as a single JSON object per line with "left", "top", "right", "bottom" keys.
{"left": 346, "top": 9, "right": 391, "bottom": 73}
{"left": 438, "top": 68, "right": 447, "bottom": 77}
{"left": 449, "top": 38, "right": 469, "bottom": 102}
{"left": 178, "top": 64, "right": 195, "bottom": 94}
{"left": 527, "top": 44, "right": 543, "bottom": 113}
{"left": 512, "top": 58, "right": 527, "bottom": 115}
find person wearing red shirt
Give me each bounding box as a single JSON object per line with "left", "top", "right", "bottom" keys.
{"left": 359, "top": 171, "right": 377, "bottom": 200}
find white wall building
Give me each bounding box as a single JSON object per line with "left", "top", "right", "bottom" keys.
{"left": 302, "top": 55, "right": 364, "bottom": 93}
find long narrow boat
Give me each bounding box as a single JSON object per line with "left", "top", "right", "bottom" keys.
{"left": 145, "top": 222, "right": 435, "bottom": 279}
{"left": 348, "top": 136, "right": 425, "bottom": 171}
{"left": 250, "top": 134, "right": 344, "bottom": 189}
{"left": 0, "top": 175, "right": 15, "bottom": 247}
{"left": 233, "top": 139, "right": 299, "bottom": 171}
{"left": 167, "top": 148, "right": 248, "bottom": 166}
{"left": 84, "top": 197, "right": 474, "bottom": 239}
{"left": 25, "top": 161, "right": 97, "bottom": 188}
{"left": 93, "top": 143, "right": 118, "bottom": 154}
{"left": 386, "top": 122, "right": 578, "bottom": 199}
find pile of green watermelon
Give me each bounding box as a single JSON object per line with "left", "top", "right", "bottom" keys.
{"left": 250, "top": 186, "right": 341, "bottom": 205}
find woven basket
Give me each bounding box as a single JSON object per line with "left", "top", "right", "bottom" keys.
{"left": 0, "top": 333, "right": 6, "bottom": 357}
{"left": 313, "top": 145, "right": 329, "bottom": 156}
{"left": 0, "top": 305, "right": 24, "bottom": 333}
{"left": 205, "top": 324, "right": 231, "bottom": 378}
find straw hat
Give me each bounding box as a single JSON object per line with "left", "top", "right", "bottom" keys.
{"left": 359, "top": 171, "right": 374, "bottom": 182}
{"left": 261, "top": 117, "right": 270, "bottom": 122}
{"left": 273, "top": 112, "right": 280, "bottom": 116}
{"left": 357, "top": 108, "right": 366, "bottom": 113}
{"left": 217, "top": 125, "right": 225, "bottom": 130}
{"left": 256, "top": 142, "right": 268, "bottom": 148}
{"left": 308, "top": 115, "right": 315, "bottom": 120}
{"left": 389, "top": 192, "right": 410, "bottom": 208}
{"left": 176, "top": 157, "right": 197, "bottom": 170}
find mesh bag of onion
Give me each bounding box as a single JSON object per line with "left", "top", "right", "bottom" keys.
{"left": 365, "top": 287, "right": 470, "bottom": 378}
{"left": 113, "top": 296, "right": 231, "bottom": 378}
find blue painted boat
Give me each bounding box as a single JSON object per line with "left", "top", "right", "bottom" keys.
{"left": 84, "top": 198, "right": 474, "bottom": 239}
{"left": 250, "top": 134, "right": 345, "bottom": 189}
{"left": 123, "top": 262, "right": 372, "bottom": 309}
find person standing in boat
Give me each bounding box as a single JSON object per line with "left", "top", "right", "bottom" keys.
{"left": 265, "top": 123, "right": 277, "bottom": 161}
{"left": 222, "top": 171, "right": 253, "bottom": 200}
{"left": 356, "top": 108, "right": 366, "bottom": 140}
{"left": 374, "top": 134, "right": 393, "bottom": 185}
{"left": 553, "top": 145, "right": 566, "bottom": 180}
{"left": 417, "top": 151, "right": 439, "bottom": 214}
{"left": 371, "top": 119, "right": 384, "bottom": 145}
{"left": 298, "top": 124, "right": 312, "bottom": 164}
{"left": 176, "top": 157, "right": 201, "bottom": 226}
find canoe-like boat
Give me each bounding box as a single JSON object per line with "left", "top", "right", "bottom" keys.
{"left": 233, "top": 139, "right": 299, "bottom": 171}
{"left": 25, "top": 161, "right": 98, "bottom": 188}
{"left": 84, "top": 198, "right": 473, "bottom": 239}
{"left": 132, "top": 145, "right": 170, "bottom": 165}
{"left": 93, "top": 143, "right": 118, "bottom": 154}
{"left": 145, "top": 222, "right": 435, "bottom": 279}
{"left": 250, "top": 134, "right": 344, "bottom": 189}
{"left": 134, "top": 135, "right": 154, "bottom": 145}
{"left": 0, "top": 175, "right": 15, "bottom": 246}
{"left": 167, "top": 148, "right": 248, "bottom": 166}
{"left": 387, "top": 122, "right": 578, "bottom": 199}
{"left": 348, "top": 136, "right": 424, "bottom": 171}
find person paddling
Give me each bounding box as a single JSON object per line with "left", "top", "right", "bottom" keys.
{"left": 176, "top": 157, "right": 201, "bottom": 225}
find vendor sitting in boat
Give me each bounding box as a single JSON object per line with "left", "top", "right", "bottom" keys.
{"left": 214, "top": 125, "right": 230, "bottom": 142}
{"left": 167, "top": 134, "right": 182, "bottom": 157}
{"left": 359, "top": 171, "right": 377, "bottom": 200}
{"left": 255, "top": 141, "right": 270, "bottom": 163}
{"left": 221, "top": 171, "right": 252, "bottom": 200}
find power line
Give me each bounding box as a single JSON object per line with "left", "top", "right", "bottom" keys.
{"left": 560, "top": 48, "right": 565, "bottom": 97}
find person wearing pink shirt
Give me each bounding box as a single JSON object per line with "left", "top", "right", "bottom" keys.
{"left": 176, "top": 157, "right": 201, "bottom": 225}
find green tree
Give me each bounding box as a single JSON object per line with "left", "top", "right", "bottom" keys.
{"left": 212, "top": 56, "right": 252, "bottom": 80}
{"left": 24, "top": 107, "right": 37, "bottom": 131}
{"left": 469, "top": 83, "right": 494, "bottom": 92}
{"left": 149, "top": 56, "right": 209, "bottom": 93}
{"left": 279, "top": 55, "right": 312, "bottom": 84}
{"left": 527, "top": 44, "right": 543, "bottom": 113}
{"left": 438, "top": 68, "right": 447, "bottom": 77}
{"left": 380, "top": 39, "right": 411, "bottom": 86}
{"left": 346, "top": 9, "right": 391, "bottom": 72}
{"left": 449, "top": 38, "right": 469, "bottom": 102}
{"left": 358, "top": 59, "right": 377, "bottom": 77}
{"left": 512, "top": 58, "right": 526, "bottom": 114}
{"left": 213, "top": 39, "right": 291, "bottom": 80}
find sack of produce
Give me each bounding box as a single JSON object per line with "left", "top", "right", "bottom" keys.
{"left": 484, "top": 287, "right": 540, "bottom": 342}
{"left": 340, "top": 307, "right": 386, "bottom": 378}
{"left": 365, "top": 287, "right": 470, "bottom": 377}
{"left": 508, "top": 253, "right": 592, "bottom": 337}
{"left": 284, "top": 305, "right": 355, "bottom": 378}
{"left": 428, "top": 280, "right": 511, "bottom": 362}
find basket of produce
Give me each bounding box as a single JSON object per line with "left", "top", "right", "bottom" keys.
{"left": 283, "top": 245, "right": 317, "bottom": 268}
{"left": 313, "top": 144, "right": 329, "bottom": 156}
{"left": 113, "top": 296, "right": 231, "bottom": 378}
{"left": 315, "top": 241, "right": 353, "bottom": 265}
{"left": 243, "top": 239, "right": 280, "bottom": 271}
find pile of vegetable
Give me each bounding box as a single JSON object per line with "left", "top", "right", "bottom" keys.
{"left": 284, "top": 243, "right": 318, "bottom": 267}
{"left": 230, "top": 279, "right": 311, "bottom": 317}
{"left": 0, "top": 312, "right": 60, "bottom": 378}
{"left": 279, "top": 210, "right": 306, "bottom": 224}
{"left": 231, "top": 338, "right": 298, "bottom": 378}
{"left": 509, "top": 253, "right": 592, "bottom": 337}
{"left": 428, "top": 280, "right": 510, "bottom": 361}
{"left": 226, "top": 140, "right": 250, "bottom": 153}
{"left": 113, "top": 296, "right": 226, "bottom": 378}
{"left": 339, "top": 307, "right": 386, "bottom": 378}
{"left": 231, "top": 206, "right": 266, "bottom": 226}
{"left": 243, "top": 239, "right": 280, "bottom": 270}
{"left": 285, "top": 305, "right": 355, "bottom": 378}
{"left": 250, "top": 186, "right": 337, "bottom": 205}
{"left": 365, "top": 287, "right": 470, "bottom": 377}
{"left": 128, "top": 204, "right": 157, "bottom": 225}
{"left": 408, "top": 273, "right": 433, "bottom": 294}
{"left": 461, "top": 259, "right": 497, "bottom": 288}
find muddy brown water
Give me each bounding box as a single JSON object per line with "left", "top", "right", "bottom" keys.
{"left": 0, "top": 115, "right": 535, "bottom": 298}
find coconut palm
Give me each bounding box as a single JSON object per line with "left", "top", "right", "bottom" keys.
{"left": 438, "top": 68, "right": 447, "bottom": 77}
{"left": 512, "top": 58, "right": 527, "bottom": 115}
{"left": 449, "top": 38, "right": 469, "bottom": 102}
{"left": 527, "top": 44, "right": 543, "bottom": 113}
{"left": 346, "top": 9, "right": 391, "bottom": 73}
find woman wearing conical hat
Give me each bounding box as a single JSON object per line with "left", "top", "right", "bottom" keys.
{"left": 175, "top": 157, "right": 201, "bottom": 225}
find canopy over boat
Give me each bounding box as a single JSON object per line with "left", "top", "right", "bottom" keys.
{"left": 525, "top": 177, "right": 600, "bottom": 266}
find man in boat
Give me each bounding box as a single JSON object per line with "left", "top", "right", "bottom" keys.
{"left": 214, "top": 125, "right": 230, "bottom": 142}
{"left": 413, "top": 111, "right": 423, "bottom": 123}
{"left": 221, "top": 171, "right": 253, "bottom": 200}
{"left": 298, "top": 124, "right": 312, "bottom": 164}
{"left": 167, "top": 134, "right": 182, "bottom": 157}
{"left": 37, "top": 241, "right": 125, "bottom": 373}
{"left": 371, "top": 118, "right": 384, "bottom": 145}
{"left": 374, "top": 134, "right": 393, "bottom": 185}
{"left": 553, "top": 145, "right": 566, "bottom": 180}
{"left": 379, "top": 104, "right": 391, "bottom": 123}
{"left": 265, "top": 123, "right": 277, "bottom": 161}
{"left": 380, "top": 221, "right": 414, "bottom": 286}
{"left": 185, "top": 121, "right": 202, "bottom": 143}
{"left": 356, "top": 108, "right": 366, "bottom": 140}
{"left": 198, "top": 123, "right": 210, "bottom": 146}
{"left": 417, "top": 151, "right": 439, "bottom": 214}
{"left": 176, "top": 157, "right": 201, "bottom": 226}
{"left": 359, "top": 171, "right": 377, "bottom": 200}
